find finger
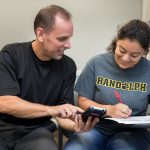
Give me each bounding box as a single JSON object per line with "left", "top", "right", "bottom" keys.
{"left": 60, "top": 105, "right": 73, "bottom": 118}
{"left": 74, "top": 114, "right": 80, "bottom": 132}
{"left": 67, "top": 105, "right": 84, "bottom": 119}
{"left": 128, "top": 109, "right": 132, "bottom": 116}
{"left": 78, "top": 114, "right": 85, "bottom": 128}
{"left": 82, "top": 116, "right": 97, "bottom": 132}
{"left": 64, "top": 104, "right": 83, "bottom": 116}
{"left": 65, "top": 109, "right": 73, "bottom": 118}
{"left": 119, "top": 112, "right": 130, "bottom": 118}
{"left": 91, "top": 117, "right": 99, "bottom": 128}
{"left": 73, "top": 106, "right": 84, "bottom": 113}
{"left": 69, "top": 108, "right": 77, "bottom": 119}
{"left": 59, "top": 109, "right": 67, "bottom": 118}
{"left": 84, "top": 116, "right": 93, "bottom": 129}
{"left": 86, "top": 116, "right": 92, "bottom": 124}
{"left": 121, "top": 107, "right": 132, "bottom": 116}
{"left": 59, "top": 104, "right": 74, "bottom": 118}
{"left": 66, "top": 108, "right": 77, "bottom": 119}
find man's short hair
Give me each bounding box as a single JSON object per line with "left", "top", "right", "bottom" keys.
{"left": 34, "top": 5, "right": 72, "bottom": 34}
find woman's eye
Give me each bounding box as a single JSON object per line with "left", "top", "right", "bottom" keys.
{"left": 130, "top": 54, "right": 139, "bottom": 58}
{"left": 119, "top": 49, "right": 126, "bottom": 54}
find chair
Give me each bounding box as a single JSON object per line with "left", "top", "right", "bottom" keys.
{"left": 58, "top": 126, "right": 74, "bottom": 150}
{"left": 57, "top": 91, "right": 79, "bottom": 150}
{"left": 57, "top": 74, "right": 80, "bottom": 150}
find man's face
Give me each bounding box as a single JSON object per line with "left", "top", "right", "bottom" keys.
{"left": 114, "top": 38, "right": 145, "bottom": 69}
{"left": 38, "top": 15, "right": 73, "bottom": 60}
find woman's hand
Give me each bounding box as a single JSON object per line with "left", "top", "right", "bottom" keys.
{"left": 73, "top": 114, "right": 99, "bottom": 132}
{"left": 106, "top": 103, "right": 132, "bottom": 118}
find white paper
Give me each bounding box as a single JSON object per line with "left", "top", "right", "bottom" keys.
{"left": 106, "top": 116, "right": 150, "bottom": 125}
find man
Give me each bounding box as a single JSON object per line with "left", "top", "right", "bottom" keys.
{"left": 0, "top": 5, "right": 98, "bottom": 150}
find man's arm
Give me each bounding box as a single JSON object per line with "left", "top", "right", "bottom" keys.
{"left": 0, "top": 95, "right": 83, "bottom": 119}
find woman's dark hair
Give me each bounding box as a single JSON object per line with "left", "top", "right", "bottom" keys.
{"left": 107, "top": 19, "right": 150, "bottom": 55}
{"left": 34, "top": 5, "right": 72, "bottom": 34}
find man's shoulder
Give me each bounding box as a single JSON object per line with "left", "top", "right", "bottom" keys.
{"left": 62, "top": 55, "right": 76, "bottom": 65}
{"left": 1, "top": 41, "right": 32, "bottom": 52}
{"left": 0, "top": 42, "right": 32, "bottom": 61}
{"left": 61, "top": 55, "right": 76, "bottom": 71}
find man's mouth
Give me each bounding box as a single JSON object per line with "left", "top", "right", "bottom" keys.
{"left": 59, "top": 51, "right": 64, "bottom": 55}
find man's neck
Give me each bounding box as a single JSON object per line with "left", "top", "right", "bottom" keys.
{"left": 32, "top": 40, "right": 50, "bottom": 61}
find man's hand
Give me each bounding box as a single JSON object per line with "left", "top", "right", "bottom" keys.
{"left": 73, "top": 114, "right": 99, "bottom": 132}
{"left": 49, "top": 104, "right": 84, "bottom": 119}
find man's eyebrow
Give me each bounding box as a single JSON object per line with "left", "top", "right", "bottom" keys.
{"left": 57, "top": 36, "right": 68, "bottom": 40}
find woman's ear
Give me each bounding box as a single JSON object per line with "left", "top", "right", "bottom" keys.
{"left": 143, "top": 48, "right": 150, "bottom": 56}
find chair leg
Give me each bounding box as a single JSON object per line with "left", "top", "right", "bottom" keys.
{"left": 58, "top": 126, "right": 63, "bottom": 150}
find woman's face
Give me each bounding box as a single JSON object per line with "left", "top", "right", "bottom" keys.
{"left": 114, "top": 38, "right": 145, "bottom": 69}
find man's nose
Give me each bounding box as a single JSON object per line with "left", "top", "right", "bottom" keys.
{"left": 64, "top": 40, "right": 71, "bottom": 49}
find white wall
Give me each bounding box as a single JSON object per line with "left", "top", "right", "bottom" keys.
{"left": 0, "top": 0, "right": 142, "bottom": 71}
{"left": 142, "top": 0, "right": 150, "bottom": 21}
{"left": 142, "top": 0, "right": 150, "bottom": 60}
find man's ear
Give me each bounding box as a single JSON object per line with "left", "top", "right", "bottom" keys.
{"left": 35, "top": 28, "right": 45, "bottom": 42}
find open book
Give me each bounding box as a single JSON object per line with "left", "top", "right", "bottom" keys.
{"left": 105, "top": 116, "right": 150, "bottom": 127}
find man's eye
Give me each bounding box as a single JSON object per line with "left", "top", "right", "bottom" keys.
{"left": 57, "top": 37, "right": 67, "bottom": 42}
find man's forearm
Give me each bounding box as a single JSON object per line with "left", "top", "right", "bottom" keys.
{"left": 0, "top": 95, "right": 52, "bottom": 118}
{"left": 0, "top": 95, "right": 83, "bottom": 119}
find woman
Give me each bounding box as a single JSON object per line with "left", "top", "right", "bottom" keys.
{"left": 64, "top": 19, "right": 150, "bottom": 150}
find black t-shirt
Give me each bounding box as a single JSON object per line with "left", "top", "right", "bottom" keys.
{"left": 0, "top": 41, "right": 76, "bottom": 125}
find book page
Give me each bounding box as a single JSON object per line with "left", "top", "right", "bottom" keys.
{"left": 106, "top": 116, "right": 150, "bottom": 125}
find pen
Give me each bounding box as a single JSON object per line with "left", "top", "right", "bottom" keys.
{"left": 114, "top": 90, "right": 123, "bottom": 103}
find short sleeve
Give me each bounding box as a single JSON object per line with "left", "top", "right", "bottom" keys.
{"left": 58, "top": 57, "right": 77, "bottom": 105}
{"left": 75, "top": 57, "right": 95, "bottom": 100}
{"left": 0, "top": 45, "right": 20, "bottom": 95}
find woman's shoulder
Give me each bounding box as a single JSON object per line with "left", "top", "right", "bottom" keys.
{"left": 88, "top": 52, "right": 113, "bottom": 64}
{"left": 142, "top": 57, "right": 150, "bottom": 66}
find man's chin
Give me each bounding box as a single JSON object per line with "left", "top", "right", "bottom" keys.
{"left": 54, "top": 55, "right": 63, "bottom": 60}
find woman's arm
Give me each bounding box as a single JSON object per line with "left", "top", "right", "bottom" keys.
{"left": 78, "top": 96, "right": 132, "bottom": 118}
{"left": 56, "top": 114, "right": 99, "bottom": 132}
